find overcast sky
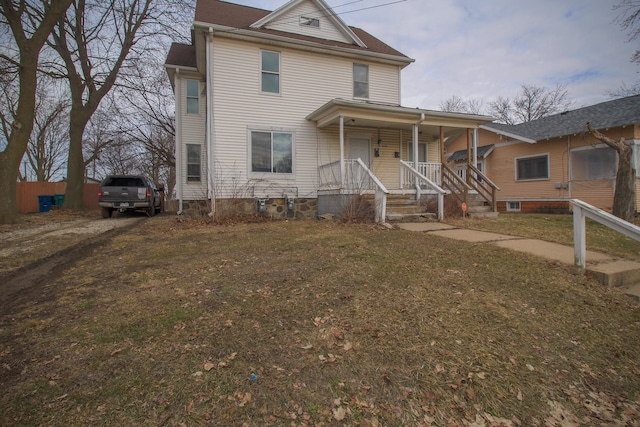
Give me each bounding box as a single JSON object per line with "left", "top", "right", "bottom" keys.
{"left": 226, "top": 0, "right": 639, "bottom": 111}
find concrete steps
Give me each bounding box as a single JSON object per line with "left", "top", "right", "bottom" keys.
{"left": 586, "top": 260, "right": 640, "bottom": 300}
{"left": 385, "top": 195, "right": 435, "bottom": 223}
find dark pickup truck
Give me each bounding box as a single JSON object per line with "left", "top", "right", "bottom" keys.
{"left": 98, "top": 175, "right": 162, "bottom": 218}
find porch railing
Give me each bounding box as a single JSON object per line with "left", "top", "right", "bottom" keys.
{"left": 318, "top": 159, "right": 389, "bottom": 222}
{"left": 441, "top": 164, "right": 472, "bottom": 205}
{"left": 400, "top": 160, "right": 445, "bottom": 220}
{"left": 571, "top": 199, "right": 640, "bottom": 270}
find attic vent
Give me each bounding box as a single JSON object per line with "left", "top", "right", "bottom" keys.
{"left": 300, "top": 16, "right": 320, "bottom": 27}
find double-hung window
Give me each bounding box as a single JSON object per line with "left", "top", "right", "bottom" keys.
{"left": 261, "top": 50, "right": 280, "bottom": 94}
{"left": 570, "top": 146, "right": 616, "bottom": 180}
{"left": 186, "top": 144, "right": 201, "bottom": 182}
{"left": 186, "top": 80, "right": 199, "bottom": 114}
{"left": 251, "top": 131, "right": 293, "bottom": 174}
{"left": 353, "top": 63, "right": 369, "bottom": 98}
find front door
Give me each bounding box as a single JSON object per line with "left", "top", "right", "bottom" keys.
{"left": 347, "top": 138, "right": 371, "bottom": 189}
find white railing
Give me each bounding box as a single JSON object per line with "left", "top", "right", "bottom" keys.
{"left": 318, "top": 161, "right": 341, "bottom": 189}
{"left": 571, "top": 199, "right": 640, "bottom": 269}
{"left": 401, "top": 162, "right": 441, "bottom": 188}
{"left": 400, "top": 160, "right": 446, "bottom": 220}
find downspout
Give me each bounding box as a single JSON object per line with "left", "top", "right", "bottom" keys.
{"left": 567, "top": 136, "right": 571, "bottom": 199}
{"left": 206, "top": 28, "right": 216, "bottom": 217}
{"left": 339, "top": 115, "right": 345, "bottom": 187}
{"left": 175, "top": 68, "right": 184, "bottom": 214}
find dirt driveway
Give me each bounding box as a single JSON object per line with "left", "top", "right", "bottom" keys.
{"left": 0, "top": 211, "right": 146, "bottom": 312}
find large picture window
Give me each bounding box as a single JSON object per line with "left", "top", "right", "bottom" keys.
{"left": 570, "top": 146, "right": 616, "bottom": 180}
{"left": 186, "top": 144, "right": 201, "bottom": 182}
{"left": 186, "top": 80, "right": 199, "bottom": 114}
{"left": 516, "top": 154, "right": 549, "bottom": 181}
{"left": 251, "top": 131, "right": 293, "bottom": 174}
{"left": 353, "top": 63, "right": 369, "bottom": 98}
{"left": 261, "top": 50, "right": 280, "bottom": 94}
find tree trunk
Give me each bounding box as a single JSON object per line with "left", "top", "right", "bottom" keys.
{"left": 0, "top": 52, "right": 39, "bottom": 224}
{"left": 63, "top": 111, "right": 90, "bottom": 210}
{"left": 612, "top": 144, "right": 636, "bottom": 222}
{"left": 587, "top": 122, "right": 636, "bottom": 222}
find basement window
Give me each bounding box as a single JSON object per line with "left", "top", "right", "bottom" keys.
{"left": 506, "top": 201, "right": 521, "bottom": 212}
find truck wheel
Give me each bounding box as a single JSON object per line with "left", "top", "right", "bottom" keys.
{"left": 101, "top": 208, "right": 113, "bottom": 218}
{"left": 147, "top": 205, "right": 155, "bottom": 217}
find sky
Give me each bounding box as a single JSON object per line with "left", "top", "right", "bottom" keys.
{"left": 224, "top": 0, "right": 639, "bottom": 111}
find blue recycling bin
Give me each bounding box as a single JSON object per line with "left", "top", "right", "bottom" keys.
{"left": 38, "top": 195, "right": 53, "bottom": 213}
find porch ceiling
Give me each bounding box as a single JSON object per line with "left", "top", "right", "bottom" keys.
{"left": 306, "top": 98, "right": 495, "bottom": 138}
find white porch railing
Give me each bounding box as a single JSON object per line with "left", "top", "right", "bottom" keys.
{"left": 572, "top": 199, "right": 640, "bottom": 269}
{"left": 400, "top": 160, "right": 446, "bottom": 220}
{"left": 318, "top": 159, "right": 389, "bottom": 222}
{"left": 400, "top": 162, "right": 441, "bottom": 188}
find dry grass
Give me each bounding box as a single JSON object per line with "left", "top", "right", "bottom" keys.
{"left": 446, "top": 213, "right": 640, "bottom": 260}
{"left": 0, "top": 215, "right": 639, "bottom": 426}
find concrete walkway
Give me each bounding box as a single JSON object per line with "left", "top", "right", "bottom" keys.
{"left": 396, "top": 222, "right": 640, "bottom": 300}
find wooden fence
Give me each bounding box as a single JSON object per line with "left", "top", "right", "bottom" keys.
{"left": 17, "top": 182, "right": 100, "bottom": 213}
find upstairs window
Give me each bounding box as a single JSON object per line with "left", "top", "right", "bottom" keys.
{"left": 187, "top": 144, "right": 201, "bottom": 182}
{"left": 300, "top": 16, "right": 320, "bottom": 27}
{"left": 186, "top": 80, "right": 199, "bottom": 114}
{"left": 261, "top": 50, "right": 280, "bottom": 94}
{"left": 353, "top": 63, "right": 369, "bottom": 98}
{"left": 251, "top": 131, "right": 293, "bottom": 174}
{"left": 516, "top": 154, "right": 549, "bottom": 181}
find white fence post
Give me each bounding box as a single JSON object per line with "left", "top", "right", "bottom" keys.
{"left": 573, "top": 203, "right": 586, "bottom": 270}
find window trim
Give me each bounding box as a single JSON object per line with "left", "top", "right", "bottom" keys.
{"left": 353, "top": 63, "right": 369, "bottom": 99}
{"left": 186, "top": 79, "right": 200, "bottom": 115}
{"left": 514, "top": 153, "right": 550, "bottom": 181}
{"left": 260, "top": 50, "right": 281, "bottom": 95}
{"left": 186, "top": 144, "right": 202, "bottom": 183}
{"left": 248, "top": 129, "right": 295, "bottom": 178}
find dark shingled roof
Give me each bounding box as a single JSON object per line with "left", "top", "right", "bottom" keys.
{"left": 483, "top": 95, "right": 640, "bottom": 142}
{"left": 447, "top": 144, "right": 495, "bottom": 162}
{"left": 193, "top": 0, "right": 411, "bottom": 60}
{"left": 165, "top": 43, "right": 197, "bottom": 68}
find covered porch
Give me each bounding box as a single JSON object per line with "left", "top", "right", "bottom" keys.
{"left": 306, "top": 99, "right": 496, "bottom": 222}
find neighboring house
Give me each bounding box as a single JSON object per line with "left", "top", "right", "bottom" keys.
{"left": 445, "top": 95, "right": 640, "bottom": 213}
{"left": 164, "top": 0, "right": 494, "bottom": 221}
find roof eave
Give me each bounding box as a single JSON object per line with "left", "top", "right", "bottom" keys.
{"left": 193, "top": 21, "right": 413, "bottom": 67}
{"left": 480, "top": 124, "right": 537, "bottom": 144}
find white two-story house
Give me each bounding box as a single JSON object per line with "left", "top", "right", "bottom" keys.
{"left": 165, "top": 0, "right": 495, "bottom": 221}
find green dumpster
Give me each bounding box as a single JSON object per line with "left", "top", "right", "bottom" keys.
{"left": 54, "top": 193, "right": 65, "bottom": 206}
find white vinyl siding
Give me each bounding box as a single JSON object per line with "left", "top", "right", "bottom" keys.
{"left": 178, "top": 76, "right": 207, "bottom": 199}
{"left": 193, "top": 37, "right": 401, "bottom": 199}
{"left": 264, "top": 1, "right": 352, "bottom": 43}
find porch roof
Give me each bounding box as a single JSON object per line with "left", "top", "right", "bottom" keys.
{"left": 306, "top": 98, "right": 495, "bottom": 138}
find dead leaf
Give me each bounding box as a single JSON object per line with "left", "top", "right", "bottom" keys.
{"left": 333, "top": 406, "right": 347, "bottom": 421}
{"left": 517, "top": 390, "right": 523, "bottom": 401}
{"left": 204, "top": 362, "right": 215, "bottom": 371}
{"left": 299, "top": 343, "right": 313, "bottom": 350}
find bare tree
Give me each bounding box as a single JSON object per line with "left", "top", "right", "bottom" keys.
{"left": 608, "top": 0, "right": 640, "bottom": 97}
{"left": 26, "top": 87, "right": 69, "bottom": 181}
{"left": 488, "top": 84, "right": 572, "bottom": 125}
{"left": 440, "top": 95, "right": 485, "bottom": 115}
{"left": 0, "top": 0, "right": 73, "bottom": 224}
{"left": 587, "top": 122, "right": 635, "bottom": 222}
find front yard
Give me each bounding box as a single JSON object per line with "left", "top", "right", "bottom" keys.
{"left": 0, "top": 214, "right": 638, "bottom": 426}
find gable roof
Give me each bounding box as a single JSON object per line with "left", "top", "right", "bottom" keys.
{"left": 250, "top": 0, "right": 366, "bottom": 48}
{"left": 193, "top": 0, "right": 412, "bottom": 63}
{"left": 482, "top": 95, "right": 640, "bottom": 142}
{"left": 447, "top": 144, "right": 495, "bottom": 162}
{"left": 165, "top": 43, "right": 197, "bottom": 69}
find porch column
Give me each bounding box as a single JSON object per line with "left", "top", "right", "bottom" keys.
{"left": 473, "top": 129, "right": 478, "bottom": 168}
{"left": 466, "top": 129, "right": 472, "bottom": 184}
{"left": 412, "top": 123, "right": 419, "bottom": 169}
{"left": 339, "top": 115, "right": 345, "bottom": 187}
{"left": 439, "top": 126, "right": 445, "bottom": 182}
